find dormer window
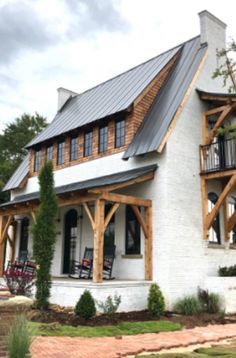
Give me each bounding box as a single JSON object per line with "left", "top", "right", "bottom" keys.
{"left": 34, "top": 149, "right": 41, "bottom": 172}
{"left": 57, "top": 141, "right": 65, "bottom": 165}
{"left": 115, "top": 119, "right": 125, "bottom": 148}
{"left": 99, "top": 125, "right": 108, "bottom": 153}
{"left": 46, "top": 145, "right": 53, "bottom": 162}
{"left": 84, "top": 130, "right": 93, "bottom": 157}
{"left": 70, "top": 136, "right": 78, "bottom": 161}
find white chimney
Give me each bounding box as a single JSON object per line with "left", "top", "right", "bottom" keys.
{"left": 57, "top": 87, "right": 78, "bottom": 112}
{"left": 199, "top": 10, "right": 226, "bottom": 48}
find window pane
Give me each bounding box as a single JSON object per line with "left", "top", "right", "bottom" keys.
{"left": 208, "top": 192, "right": 221, "bottom": 244}
{"left": 70, "top": 137, "right": 78, "bottom": 161}
{"left": 34, "top": 150, "right": 41, "bottom": 172}
{"left": 46, "top": 145, "right": 53, "bottom": 162}
{"left": 125, "top": 205, "right": 140, "bottom": 254}
{"left": 99, "top": 125, "right": 108, "bottom": 153}
{"left": 57, "top": 141, "right": 65, "bottom": 164}
{"left": 84, "top": 130, "right": 93, "bottom": 157}
{"left": 104, "top": 204, "right": 115, "bottom": 249}
{"left": 115, "top": 120, "right": 125, "bottom": 148}
{"left": 229, "top": 197, "right": 236, "bottom": 244}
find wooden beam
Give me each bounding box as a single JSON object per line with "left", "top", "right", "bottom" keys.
{"left": 1, "top": 215, "right": 13, "bottom": 245}
{"left": 200, "top": 94, "right": 236, "bottom": 102}
{"left": 205, "top": 105, "right": 232, "bottom": 145}
{"left": 144, "top": 206, "right": 153, "bottom": 280}
{"left": 91, "top": 172, "right": 155, "bottom": 193}
{"left": 205, "top": 105, "right": 229, "bottom": 116}
{"left": 157, "top": 48, "right": 208, "bottom": 153}
{"left": 93, "top": 199, "right": 105, "bottom": 283}
{"left": 31, "top": 211, "right": 36, "bottom": 223}
{"left": 100, "top": 191, "right": 152, "bottom": 208}
{"left": 200, "top": 177, "right": 209, "bottom": 240}
{"left": 228, "top": 210, "right": 236, "bottom": 233}
{"left": 131, "top": 205, "right": 148, "bottom": 238}
{"left": 206, "top": 175, "right": 236, "bottom": 230}
{"left": 223, "top": 199, "right": 230, "bottom": 241}
{"left": 83, "top": 202, "right": 95, "bottom": 230}
{"left": 104, "top": 203, "right": 120, "bottom": 231}
{"left": 202, "top": 169, "right": 236, "bottom": 181}
{"left": 9, "top": 221, "right": 17, "bottom": 263}
{"left": 0, "top": 216, "right": 6, "bottom": 277}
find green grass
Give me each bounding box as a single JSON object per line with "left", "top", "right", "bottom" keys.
{"left": 136, "top": 347, "right": 236, "bottom": 357}
{"left": 28, "top": 320, "right": 181, "bottom": 337}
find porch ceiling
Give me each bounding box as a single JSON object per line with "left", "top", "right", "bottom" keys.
{"left": 0, "top": 164, "right": 157, "bottom": 214}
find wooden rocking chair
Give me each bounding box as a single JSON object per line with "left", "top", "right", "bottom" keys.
{"left": 103, "top": 245, "right": 116, "bottom": 280}
{"left": 69, "top": 247, "right": 93, "bottom": 279}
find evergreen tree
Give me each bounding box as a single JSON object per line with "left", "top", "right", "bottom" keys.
{"left": 31, "top": 161, "right": 58, "bottom": 309}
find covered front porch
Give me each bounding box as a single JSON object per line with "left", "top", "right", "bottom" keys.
{"left": 0, "top": 165, "right": 156, "bottom": 288}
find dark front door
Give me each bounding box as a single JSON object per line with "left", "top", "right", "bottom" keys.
{"left": 19, "top": 217, "right": 29, "bottom": 260}
{"left": 63, "top": 209, "right": 78, "bottom": 274}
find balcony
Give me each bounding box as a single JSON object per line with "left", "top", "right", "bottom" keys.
{"left": 200, "top": 138, "right": 236, "bottom": 174}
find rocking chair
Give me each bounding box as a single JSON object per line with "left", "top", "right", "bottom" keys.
{"left": 103, "top": 245, "right": 116, "bottom": 280}
{"left": 69, "top": 247, "right": 93, "bottom": 279}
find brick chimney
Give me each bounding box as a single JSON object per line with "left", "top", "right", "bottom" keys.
{"left": 57, "top": 87, "right": 78, "bottom": 112}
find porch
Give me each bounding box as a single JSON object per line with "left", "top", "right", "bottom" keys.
{"left": 0, "top": 165, "right": 157, "bottom": 286}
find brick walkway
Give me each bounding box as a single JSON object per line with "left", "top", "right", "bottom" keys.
{"left": 31, "top": 323, "right": 236, "bottom": 358}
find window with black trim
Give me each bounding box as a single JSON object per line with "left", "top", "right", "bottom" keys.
{"left": 84, "top": 130, "right": 93, "bottom": 157}
{"left": 115, "top": 119, "right": 125, "bottom": 148}
{"left": 104, "top": 204, "right": 115, "bottom": 249}
{"left": 229, "top": 196, "right": 236, "bottom": 244}
{"left": 70, "top": 136, "right": 78, "bottom": 161}
{"left": 19, "top": 217, "right": 29, "bottom": 259}
{"left": 34, "top": 149, "right": 41, "bottom": 172}
{"left": 99, "top": 125, "right": 108, "bottom": 153}
{"left": 125, "top": 205, "right": 140, "bottom": 254}
{"left": 57, "top": 141, "right": 65, "bottom": 165}
{"left": 46, "top": 145, "right": 53, "bottom": 162}
{"left": 208, "top": 192, "right": 221, "bottom": 244}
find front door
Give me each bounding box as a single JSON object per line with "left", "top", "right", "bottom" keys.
{"left": 63, "top": 209, "right": 78, "bottom": 274}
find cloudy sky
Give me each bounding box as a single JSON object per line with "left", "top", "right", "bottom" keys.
{"left": 0, "top": 0, "right": 236, "bottom": 131}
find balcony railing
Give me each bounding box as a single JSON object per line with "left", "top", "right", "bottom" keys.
{"left": 200, "top": 138, "right": 236, "bottom": 173}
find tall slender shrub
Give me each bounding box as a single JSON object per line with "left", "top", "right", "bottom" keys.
{"left": 31, "top": 161, "right": 58, "bottom": 309}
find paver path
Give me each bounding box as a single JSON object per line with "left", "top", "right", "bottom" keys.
{"left": 31, "top": 323, "right": 236, "bottom": 358}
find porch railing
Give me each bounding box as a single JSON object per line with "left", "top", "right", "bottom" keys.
{"left": 200, "top": 138, "right": 236, "bottom": 173}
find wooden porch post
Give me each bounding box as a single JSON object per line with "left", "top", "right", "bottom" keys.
{"left": 93, "top": 199, "right": 105, "bottom": 283}
{"left": 9, "top": 221, "right": 17, "bottom": 263}
{"left": 145, "top": 206, "right": 153, "bottom": 280}
{"left": 0, "top": 216, "right": 6, "bottom": 276}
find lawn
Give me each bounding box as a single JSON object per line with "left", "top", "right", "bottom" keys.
{"left": 29, "top": 320, "right": 181, "bottom": 337}
{"left": 136, "top": 347, "right": 236, "bottom": 357}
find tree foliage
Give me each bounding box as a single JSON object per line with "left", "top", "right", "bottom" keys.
{"left": 212, "top": 39, "right": 236, "bottom": 93}
{"left": 31, "top": 161, "right": 58, "bottom": 310}
{"left": 0, "top": 113, "right": 47, "bottom": 202}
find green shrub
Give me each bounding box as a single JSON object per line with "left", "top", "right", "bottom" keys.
{"left": 198, "top": 288, "right": 222, "bottom": 313}
{"left": 75, "top": 290, "right": 96, "bottom": 319}
{"left": 7, "top": 315, "right": 31, "bottom": 358}
{"left": 97, "top": 294, "right": 121, "bottom": 315}
{"left": 218, "top": 264, "right": 236, "bottom": 276}
{"left": 174, "top": 295, "right": 203, "bottom": 315}
{"left": 147, "top": 283, "right": 165, "bottom": 317}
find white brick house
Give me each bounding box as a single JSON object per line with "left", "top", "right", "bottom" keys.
{"left": 1, "top": 10, "right": 236, "bottom": 312}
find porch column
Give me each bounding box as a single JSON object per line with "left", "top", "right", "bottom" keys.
{"left": 9, "top": 221, "right": 17, "bottom": 263}
{"left": 145, "top": 206, "right": 153, "bottom": 280}
{"left": 0, "top": 216, "right": 6, "bottom": 276}
{"left": 93, "top": 198, "right": 105, "bottom": 283}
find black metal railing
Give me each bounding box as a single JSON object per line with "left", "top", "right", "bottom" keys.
{"left": 200, "top": 138, "right": 236, "bottom": 173}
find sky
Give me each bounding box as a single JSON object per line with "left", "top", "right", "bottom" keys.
{"left": 1, "top": 0, "right": 236, "bottom": 132}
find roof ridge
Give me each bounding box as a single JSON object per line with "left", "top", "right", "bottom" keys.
{"left": 75, "top": 35, "right": 201, "bottom": 99}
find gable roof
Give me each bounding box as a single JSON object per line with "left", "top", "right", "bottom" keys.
{"left": 26, "top": 44, "right": 182, "bottom": 148}
{"left": 3, "top": 154, "right": 29, "bottom": 192}
{"left": 123, "top": 36, "right": 207, "bottom": 158}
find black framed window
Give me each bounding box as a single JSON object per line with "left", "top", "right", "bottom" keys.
{"left": 57, "top": 141, "right": 65, "bottom": 165}
{"left": 208, "top": 192, "right": 221, "bottom": 244}
{"left": 46, "top": 145, "right": 53, "bottom": 162}
{"left": 229, "top": 196, "right": 236, "bottom": 244}
{"left": 125, "top": 205, "right": 140, "bottom": 254}
{"left": 84, "top": 130, "right": 93, "bottom": 157}
{"left": 19, "top": 217, "right": 29, "bottom": 259}
{"left": 99, "top": 125, "right": 108, "bottom": 153}
{"left": 104, "top": 204, "right": 115, "bottom": 249}
{"left": 34, "top": 149, "right": 41, "bottom": 172}
{"left": 115, "top": 119, "right": 125, "bottom": 148}
{"left": 70, "top": 136, "right": 78, "bottom": 161}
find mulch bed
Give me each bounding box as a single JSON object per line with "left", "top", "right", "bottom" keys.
{"left": 26, "top": 305, "right": 232, "bottom": 328}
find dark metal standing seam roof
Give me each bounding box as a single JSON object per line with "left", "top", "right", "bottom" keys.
{"left": 3, "top": 154, "right": 29, "bottom": 192}
{"left": 0, "top": 164, "right": 157, "bottom": 208}
{"left": 25, "top": 46, "right": 182, "bottom": 148}
{"left": 123, "top": 36, "right": 208, "bottom": 159}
